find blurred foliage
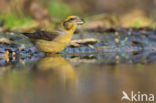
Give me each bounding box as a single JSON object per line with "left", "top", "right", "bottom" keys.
{"left": 87, "top": 14, "right": 119, "bottom": 27}
{"left": 0, "top": 12, "right": 34, "bottom": 30}
{"left": 0, "top": 0, "right": 156, "bottom": 31}
{"left": 48, "top": 1, "right": 73, "bottom": 19}
{"left": 119, "top": 9, "right": 154, "bottom": 28}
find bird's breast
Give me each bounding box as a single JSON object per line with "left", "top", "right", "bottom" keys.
{"left": 54, "top": 32, "right": 73, "bottom": 44}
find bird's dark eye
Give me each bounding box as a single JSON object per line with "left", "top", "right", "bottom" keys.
{"left": 69, "top": 18, "right": 75, "bottom": 21}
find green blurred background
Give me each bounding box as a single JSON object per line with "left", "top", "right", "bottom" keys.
{"left": 0, "top": 0, "right": 156, "bottom": 31}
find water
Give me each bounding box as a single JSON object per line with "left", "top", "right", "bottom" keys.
{"left": 0, "top": 52, "right": 156, "bottom": 103}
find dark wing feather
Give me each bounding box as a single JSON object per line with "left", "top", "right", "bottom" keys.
{"left": 23, "top": 31, "right": 59, "bottom": 41}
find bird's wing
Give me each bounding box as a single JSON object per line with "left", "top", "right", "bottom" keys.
{"left": 23, "top": 31, "right": 60, "bottom": 41}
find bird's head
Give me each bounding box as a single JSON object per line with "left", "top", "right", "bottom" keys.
{"left": 62, "top": 16, "right": 85, "bottom": 30}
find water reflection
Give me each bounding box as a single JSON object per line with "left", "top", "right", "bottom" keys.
{"left": 0, "top": 51, "right": 156, "bottom": 103}
{"left": 65, "top": 51, "right": 156, "bottom": 64}
{"left": 35, "top": 55, "right": 77, "bottom": 88}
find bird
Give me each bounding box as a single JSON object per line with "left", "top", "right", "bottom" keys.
{"left": 23, "top": 16, "right": 85, "bottom": 53}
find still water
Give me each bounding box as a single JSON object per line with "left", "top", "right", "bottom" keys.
{"left": 0, "top": 52, "right": 156, "bottom": 103}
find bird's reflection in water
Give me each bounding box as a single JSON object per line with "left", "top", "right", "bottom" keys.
{"left": 0, "top": 55, "right": 78, "bottom": 103}
{"left": 33, "top": 54, "right": 78, "bottom": 89}
{"left": 1, "top": 52, "right": 156, "bottom": 103}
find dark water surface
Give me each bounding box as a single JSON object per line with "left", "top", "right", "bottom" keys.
{"left": 0, "top": 52, "right": 156, "bottom": 103}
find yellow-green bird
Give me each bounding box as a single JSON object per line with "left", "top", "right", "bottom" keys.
{"left": 23, "top": 16, "right": 85, "bottom": 53}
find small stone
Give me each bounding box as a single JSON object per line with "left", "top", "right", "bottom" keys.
{"left": 115, "top": 55, "right": 120, "bottom": 60}
{"left": 2, "top": 50, "right": 10, "bottom": 62}
{"left": 115, "top": 32, "right": 119, "bottom": 36}
{"left": 128, "top": 31, "right": 131, "bottom": 35}
{"left": 88, "top": 44, "right": 94, "bottom": 49}
{"left": 114, "top": 38, "right": 120, "bottom": 43}
{"left": 12, "top": 52, "right": 16, "bottom": 55}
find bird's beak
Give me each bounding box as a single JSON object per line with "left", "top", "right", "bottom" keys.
{"left": 77, "top": 17, "right": 85, "bottom": 25}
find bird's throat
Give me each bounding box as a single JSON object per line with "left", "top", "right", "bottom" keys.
{"left": 61, "top": 22, "right": 77, "bottom": 34}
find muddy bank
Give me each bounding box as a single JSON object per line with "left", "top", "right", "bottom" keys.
{"left": 0, "top": 27, "right": 156, "bottom": 60}
{"left": 63, "top": 27, "right": 156, "bottom": 53}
